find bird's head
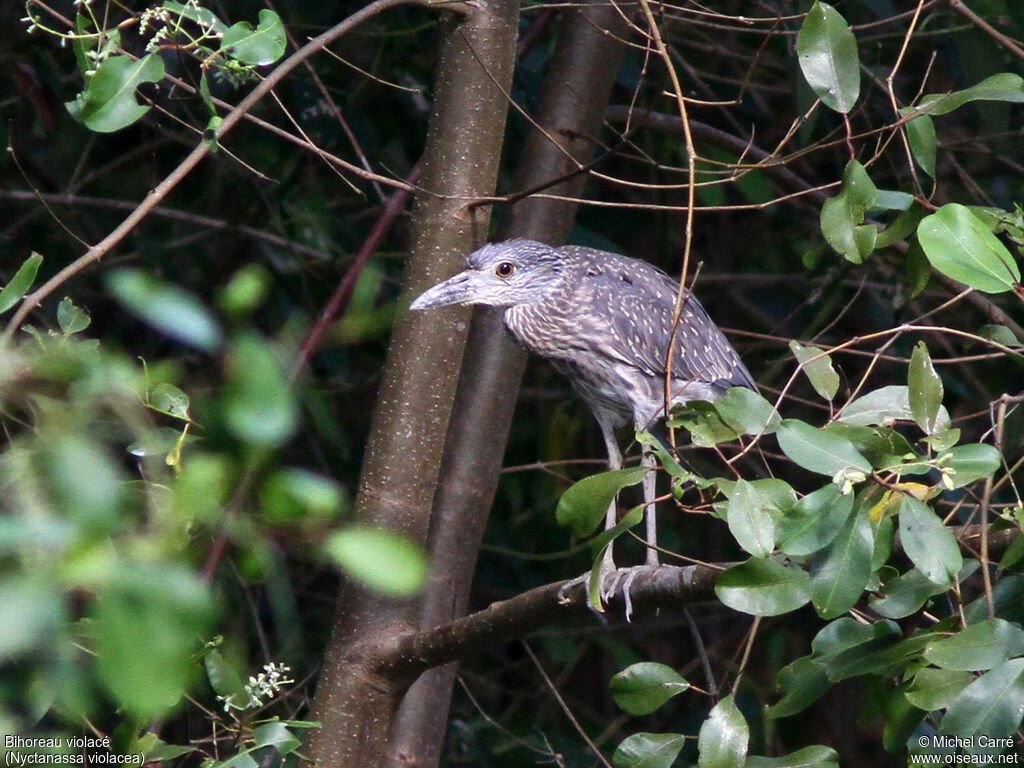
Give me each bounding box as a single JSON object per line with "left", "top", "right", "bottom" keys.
{"left": 409, "top": 240, "right": 564, "bottom": 311}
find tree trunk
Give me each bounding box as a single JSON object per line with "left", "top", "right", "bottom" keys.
{"left": 306, "top": 2, "right": 518, "bottom": 765}
{"left": 384, "top": 3, "right": 633, "bottom": 765}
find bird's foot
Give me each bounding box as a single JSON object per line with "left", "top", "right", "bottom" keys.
{"left": 558, "top": 563, "right": 659, "bottom": 622}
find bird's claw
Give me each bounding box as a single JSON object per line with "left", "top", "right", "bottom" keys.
{"left": 558, "top": 565, "right": 655, "bottom": 622}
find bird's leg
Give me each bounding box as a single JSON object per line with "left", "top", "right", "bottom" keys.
{"left": 642, "top": 444, "right": 659, "bottom": 567}
{"left": 599, "top": 421, "right": 624, "bottom": 575}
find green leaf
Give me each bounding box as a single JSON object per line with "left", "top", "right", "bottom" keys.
{"left": 65, "top": 54, "right": 166, "bottom": 133}
{"left": 819, "top": 161, "right": 878, "bottom": 264}
{"left": 937, "top": 443, "right": 1001, "bottom": 489}
{"left": 0, "top": 252, "right": 42, "bottom": 315}
{"left": 838, "top": 384, "right": 949, "bottom": 431}
{"left": 223, "top": 334, "right": 298, "bottom": 447}
{"left": 811, "top": 618, "right": 902, "bottom": 682}
{"left": 204, "top": 649, "right": 251, "bottom": 707}
{"left": 903, "top": 112, "right": 936, "bottom": 177}
{"left": 789, "top": 341, "right": 840, "bottom": 401}
{"left": 923, "top": 619, "right": 1024, "bottom": 672}
{"left": 915, "top": 72, "right": 1024, "bottom": 117}
{"left": 868, "top": 568, "right": 948, "bottom": 619}
{"left": 612, "top": 732, "right": 687, "bottom": 768}
{"left": 107, "top": 269, "right": 223, "bottom": 352}
{"left": 940, "top": 658, "right": 1024, "bottom": 755}
{"left": 253, "top": 720, "right": 301, "bottom": 755}
{"left": 905, "top": 667, "right": 974, "bottom": 711}
{"left": 57, "top": 296, "right": 91, "bottom": 334}
{"left": 767, "top": 656, "right": 831, "bottom": 718}
{"left": 92, "top": 566, "right": 213, "bottom": 720}
{"left": 555, "top": 466, "right": 647, "bottom": 538}
{"left": 671, "top": 401, "right": 739, "bottom": 447}
{"left": 723, "top": 479, "right": 780, "bottom": 557}
{"left": 0, "top": 578, "right": 64, "bottom": 658}
{"left": 324, "top": 525, "right": 427, "bottom": 597}
{"left": 778, "top": 484, "right": 854, "bottom": 556}
{"left": 898, "top": 497, "right": 962, "bottom": 586}
{"left": 809, "top": 504, "right": 873, "bottom": 618}
{"left": 776, "top": 420, "right": 871, "bottom": 477}
{"left": 713, "top": 387, "right": 781, "bottom": 435}
{"left": 796, "top": 1, "right": 860, "bottom": 114}
{"left": 260, "top": 468, "right": 346, "bottom": 524}
{"left": 162, "top": 1, "right": 228, "bottom": 35}
{"left": 908, "top": 342, "right": 944, "bottom": 434}
{"left": 221, "top": 10, "right": 287, "bottom": 67}
{"left": 715, "top": 557, "right": 810, "bottom": 617}
{"left": 610, "top": 662, "right": 690, "bottom": 716}
{"left": 918, "top": 203, "right": 1020, "bottom": 293}
{"left": 697, "top": 695, "right": 749, "bottom": 768}
{"left": 149, "top": 382, "right": 190, "bottom": 420}
{"left": 745, "top": 746, "right": 840, "bottom": 768}
{"left": 872, "top": 190, "right": 915, "bottom": 212}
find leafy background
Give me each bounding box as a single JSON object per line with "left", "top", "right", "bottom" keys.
{"left": 1, "top": 0, "right": 1023, "bottom": 766}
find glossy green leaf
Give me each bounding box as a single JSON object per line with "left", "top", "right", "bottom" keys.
{"left": 253, "top": 720, "right": 301, "bottom": 755}
{"left": 868, "top": 568, "right": 947, "bottom": 619}
{"left": 923, "top": 619, "right": 1024, "bottom": 672}
{"left": 204, "top": 649, "right": 251, "bottom": 707}
{"left": 906, "top": 667, "right": 974, "bottom": 711}
{"left": 745, "top": 746, "right": 840, "bottom": 768}
{"left": 790, "top": 342, "right": 840, "bottom": 401}
{"left": 162, "top": 1, "right": 228, "bottom": 35}
{"left": 724, "top": 479, "right": 781, "bottom": 558}
{"left": 65, "top": 54, "right": 165, "bottom": 133}
{"left": 915, "top": 72, "right": 1024, "bottom": 117}
{"left": 713, "top": 386, "right": 781, "bottom": 435}
{"left": 778, "top": 484, "right": 854, "bottom": 556}
{"left": 898, "top": 497, "right": 962, "bottom": 586}
{"left": 108, "top": 269, "right": 223, "bottom": 352}
{"left": 612, "top": 732, "right": 687, "bottom": 768}
{"left": 555, "top": 466, "right": 647, "bottom": 538}
{"left": 809, "top": 504, "right": 873, "bottom": 618}
{"left": 940, "top": 658, "right": 1024, "bottom": 755}
{"left": 324, "top": 525, "right": 427, "bottom": 597}
{"left": 904, "top": 112, "right": 936, "bottom": 177}
{"left": 838, "top": 384, "right": 949, "bottom": 431}
{"left": 908, "top": 342, "right": 944, "bottom": 434}
{"left": 797, "top": 1, "right": 860, "bottom": 113}
{"left": 811, "top": 618, "right": 902, "bottom": 682}
{"left": 918, "top": 204, "right": 1020, "bottom": 293}
{"left": 56, "top": 296, "right": 91, "bottom": 334}
{"left": 819, "top": 161, "right": 879, "bottom": 264}
{"left": 937, "top": 443, "right": 1001, "bottom": 489}
{"left": 766, "top": 656, "right": 831, "bottom": 718}
{"left": 221, "top": 10, "right": 286, "bottom": 67}
{"left": 223, "top": 334, "right": 298, "bottom": 447}
{"left": 610, "top": 662, "right": 690, "bottom": 715}
{"left": 776, "top": 420, "right": 871, "bottom": 477}
{"left": 0, "top": 252, "right": 42, "bottom": 315}
{"left": 715, "top": 557, "right": 811, "bottom": 617}
{"left": 698, "top": 695, "right": 749, "bottom": 768}
{"left": 672, "top": 401, "right": 739, "bottom": 447}
{"left": 149, "top": 382, "right": 190, "bottom": 420}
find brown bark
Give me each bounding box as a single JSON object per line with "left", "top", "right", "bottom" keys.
{"left": 384, "top": 3, "right": 634, "bottom": 766}
{"left": 306, "top": 2, "right": 519, "bottom": 765}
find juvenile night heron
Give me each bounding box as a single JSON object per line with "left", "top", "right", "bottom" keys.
{"left": 411, "top": 240, "right": 756, "bottom": 601}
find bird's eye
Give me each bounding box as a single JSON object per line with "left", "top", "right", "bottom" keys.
{"left": 495, "top": 262, "right": 515, "bottom": 278}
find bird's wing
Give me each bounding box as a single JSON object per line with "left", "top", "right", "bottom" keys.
{"left": 573, "top": 261, "right": 756, "bottom": 391}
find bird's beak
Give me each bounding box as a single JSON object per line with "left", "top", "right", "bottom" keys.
{"left": 409, "top": 270, "right": 478, "bottom": 310}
